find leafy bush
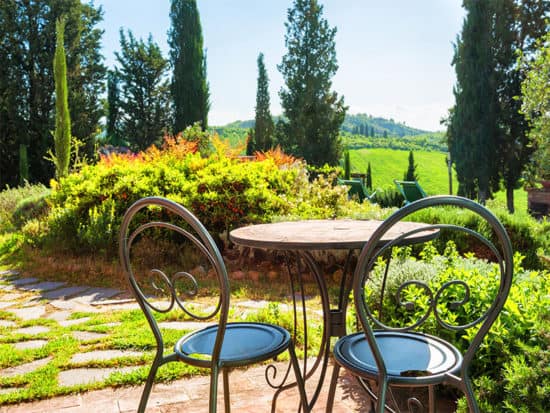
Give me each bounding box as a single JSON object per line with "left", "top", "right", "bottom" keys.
{"left": 0, "top": 183, "right": 49, "bottom": 232}
{"left": 12, "top": 189, "right": 51, "bottom": 228}
{"left": 39, "top": 136, "right": 353, "bottom": 253}
{"left": 372, "top": 185, "right": 404, "bottom": 208}
{"left": 368, "top": 245, "right": 549, "bottom": 412}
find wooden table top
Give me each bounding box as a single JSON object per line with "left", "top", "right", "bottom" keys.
{"left": 229, "top": 219, "right": 437, "bottom": 251}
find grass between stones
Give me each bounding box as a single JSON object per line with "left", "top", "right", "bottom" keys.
{"left": 0, "top": 276, "right": 326, "bottom": 405}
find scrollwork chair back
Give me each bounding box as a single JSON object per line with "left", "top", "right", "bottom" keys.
{"left": 119, "top": 197, "right": 309, "bottom": 413}
{"left": 328, "top": 196, "right": 513, "bottom": 413}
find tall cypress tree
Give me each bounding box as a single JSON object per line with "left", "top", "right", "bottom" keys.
{"left": 52, "top": 18, "right": 71, "bottom": 179}
{"left": 254, "top": 53, "right": 274, "bottom": 152}
{"left": 449, "top": 0, "right": 499, "bottom": 203}
{"left": 169, "top": 0, "right": 210, "bottom": 132}
{"left": 278, "top": 0, "right": 346, "bottom": 167}
{"left": 403, "top": 151, "right": 419, "bottom": 181}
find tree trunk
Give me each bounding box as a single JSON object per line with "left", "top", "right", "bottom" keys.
{"left": 506, "top": 185, "right": 515, "bottom": 214}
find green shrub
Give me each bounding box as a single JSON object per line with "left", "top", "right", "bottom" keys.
{"left": 368, "top": 245, "right": 549, "bottom": 412}
{"left": 12, "top": 189, "right": 51, "bottom": 228}
{"left": 372, "top": 185, "right": 404, "bottom": 208}
{"left": 0, "top": 183, "right": 49, "bottom": 233}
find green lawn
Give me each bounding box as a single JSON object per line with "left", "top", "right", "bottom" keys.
{"left": 349, "top": 148, "right": 529, "bottom": 212}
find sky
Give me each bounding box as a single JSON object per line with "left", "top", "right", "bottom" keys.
{"left": 95, "top": 1, "right": 465, "bottom": 132}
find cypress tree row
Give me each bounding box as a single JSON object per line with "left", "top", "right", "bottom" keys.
{"left": 169, "top": 0, "right": 210, "bottom": 133}
{"left": 52, "top": 18, "right": 71, "bottom": 179}
{"left": 253, "top": 53, "right": 274, "bottom": 152}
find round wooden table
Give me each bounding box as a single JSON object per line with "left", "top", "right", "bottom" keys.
{"left": 229, "top": 219, "right": 438, "bottom": 411}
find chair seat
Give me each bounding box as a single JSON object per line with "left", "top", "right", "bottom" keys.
{"left": 175, "top": 322, "right": 291, "bottom": 368}
{"left": 333, "top": 331, "right": 462, "bottom": 385}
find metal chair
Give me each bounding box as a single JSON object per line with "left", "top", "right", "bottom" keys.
{"left": 339, "top": 178, "right": 377, "bottom": 203}
{"left": 119, "top": 197, "right": 309, "bottom": 413}
{"left": 393, "top": 180, "right": 427, "bottom": 204}
{"left": 327, "top": 195, "right": 513, "bottom": 412}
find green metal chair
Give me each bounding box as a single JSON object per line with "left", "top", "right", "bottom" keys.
{"left": 326, "top": 196, "right": 513, "bottom": 412}
{"left": 119, "top": 197, "right": 309, "bottom": 413}
{"left": 339, "top": 178, "right": 377, "bottom": 203}
{"left": 393, "top": 180, "right": 427, "bottom": 204}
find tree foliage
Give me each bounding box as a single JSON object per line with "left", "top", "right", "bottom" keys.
{"left": 105, "top": 70, "right": 124, "bottom": 147}
{"left": 169, "top": 0, "right": 210, "bottom": 132}
{"left": 253, "top": 53, "right": 274, "bottom": 152}
{"left": 449, "top": 0, "right": 549, "bottom": 209}
{"left": 115, "top": 30, "right": 170, "bottom": 152}
{"left": 52, "top": 18, "right": 71, "bottom": 179}
{"left": 521, "top": 30, "right": 550, "bottom": 183}
{"left": 0, "top": 0, "right": 105, "bottom": 188}
{"left": 278, "top": 0, "right": 346, "bottom": 167}
{"left": 403, "top": 150, "right": 419, "bottom": 181}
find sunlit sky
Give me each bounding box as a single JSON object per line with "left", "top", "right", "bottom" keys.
{"left": 95, "top": 1, "right": 465, "bottom": 131}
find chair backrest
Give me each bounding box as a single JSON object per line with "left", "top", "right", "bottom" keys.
{"left": 119, "top": 197, "right": 230, "bottom": 363}
{"left": 353, "top": 196, "right": 513, "bottom": 374}
{"left": 394, "top": 180, "right": 427, "bottom": 203}
{"left": 339, "top": 179, "right": 371, "bottom": 203}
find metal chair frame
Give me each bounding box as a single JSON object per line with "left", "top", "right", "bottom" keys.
{"left": 119, "top": 197, "right": 309, "bottom": 413}
{"left": 327, "top": 195, "right": 514, "bottom": 413}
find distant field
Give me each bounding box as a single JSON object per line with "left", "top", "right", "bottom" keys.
{"left": 349, "top": 148, "right": 456, "bottom": 194}
{"left": 350, "top": 148, "right": 528, "bottom": 212}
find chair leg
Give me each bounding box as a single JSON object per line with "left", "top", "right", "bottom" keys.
{"left": 138, "top": 361, "right": 160, "bottom": 413}
{"left": 428, "top": 384, "right": 436, "bottom": 412}
{"left": 376, "top": 378, "right": 389, "bottom": 413}
{"left": 223, "top": 368, "right": 231, "bottom": 413}
{"left": 463, "top": 377, "right": 480, "bottom": 413}
{"left": 209, "top": 365, "right": 220, "bottom": 413}
{"left": 326, "top": 362, "right": 340, "bottom": 411}
{"left": 288, "top": 342, "right": 310, "bottom": 412}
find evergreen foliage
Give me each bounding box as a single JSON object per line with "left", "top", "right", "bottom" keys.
{"left": 253, "top": 53, "right": 274, "bottom": 152}
{"left": 169, "top": 0, "right": 210, "bottom": 132}
{"left": 344, "top": 150, "right": 351, "bottom": 179}
{"left": 0, "top": 0, "right": 105, "bottom": 187}
{"left": 52, "top": 18, "right": 71, "bottom": 179}
{"left": 106, "top": 70, "right": 124, "bottom": 146}
{"left": 449, "top": 0, "right": 499, "bottom": 203}
{"left": 278, "top": 0, "right": 346, "bottom": 167}
{"left": 449, "top": 0, "right": 549, "bottom": 208}
{"left": 366, "top": 162, "right": 372, "bottom": 190}
{"left": 403, "top": 150, "right": 419, "bottom": 181}
{"left": 115, "top": 30, "right": 170, "bottom": 152}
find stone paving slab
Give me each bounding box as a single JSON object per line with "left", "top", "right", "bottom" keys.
{"left": 19, "top": 281, "right": 66, "bottom": 292}
{"left": 40, "top": 286, "right": 90, "bottom": 300}
{"left": 46, "top": 310, "right": 72, "bottom": 322}
{"left": 71, "top": 287, "right": 122, "bottom": 304}
{"left": 0, "top": 301, "right": 14, "bottom": 310}
{"left": 13, "top": 339, "right": 48, "bottom": 350}
{"left": 0, "top": 293, "right": 24, "bottom": 301}
{"left": 0, "top": 320, "right": 17, "bottom": 328}
{"left": 71, "top": 331, "right": 107, "bottom": 341}
{"left": 0, "top": 356, "right": 53, "bottom": 378}
{"left": 70, "top": 350, "right": 145, "bottom": 364}
{"left": 14, "top": 325, "right": 50, "bottom": 335}
{"left": 9, "top": 306, "right": 46, "bottom": 320}
{"left": 9, "top": 278, "right": 39, "bottom": 286}
{"left": 0, "top": 270, "right": 20, "bottom": 277}
{"left": 58, "top": 366, "right": 142, "bottom": 387}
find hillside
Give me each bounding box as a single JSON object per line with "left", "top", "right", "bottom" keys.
{"left": 217, "top": 113, "right": 432, "bottom": 137}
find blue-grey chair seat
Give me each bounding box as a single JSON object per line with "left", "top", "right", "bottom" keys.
{"left": 176, "top": 322, "right": 291, "bottom": 368}
{"left": 333, "top": 331, "right": 462, "bottom": 386}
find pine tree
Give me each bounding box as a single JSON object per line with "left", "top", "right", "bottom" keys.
{"left": 254, "top": 53, "right": 274, "bottom": 152}
{"left": 52, "top": 18, "right": 71, "bottom": 179}
{"left": 116, "top": 30, "right": 170, "bottom": 151}
{"left": 278, "top": 0, "right": 347, "bottom": 166}
{"left": 169, "top": 0, "right": 210, "bottom": 132}
{"left": 106, "top": 70, "right": 124, "bottom": 146}
{"left": 344, "top": 149, "right": 351, "bottom": 179}
{"left": 404, "top": 151, "right": 419, "bottom": 181}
